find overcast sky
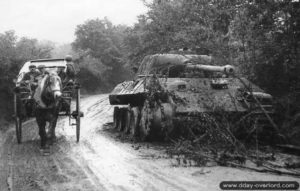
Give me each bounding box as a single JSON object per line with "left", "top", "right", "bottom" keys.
{"left": 0, "top": 0, "right": 148, "bottom": 44}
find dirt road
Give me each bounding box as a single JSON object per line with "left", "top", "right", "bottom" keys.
{"left": 0, "top": 94, "right": 298, "bottom": 191}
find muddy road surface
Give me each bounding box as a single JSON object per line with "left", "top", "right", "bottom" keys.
{"left": 0, "top": 94, "right": 298, "bottom": 191}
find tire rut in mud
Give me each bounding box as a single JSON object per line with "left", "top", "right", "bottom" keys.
{"left": 0, "top": 125, "right": 102, "bottom": 191}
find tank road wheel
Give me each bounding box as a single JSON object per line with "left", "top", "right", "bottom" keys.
{"left": 139, "top": 102, "right": 175, "bottom": 141}
{"left": 129, "top": 107, "right": 140, "bottom": 137}
{"left": 117, "top": 108, "right": 127, "bottom": 132}
{"left": 124, "top": 108, "right": 131, "bottom": 134}
{"left": 75, "top": 87, "right": 81, "bottom": 143}
{"left": 139, "top": 101, "right": 152, "bottom": 141}
{"left": 113, "top": 107, "right": 120, "bottom": 129}
{"left": 14, "top": 94, "right": 22, "bottom": 144}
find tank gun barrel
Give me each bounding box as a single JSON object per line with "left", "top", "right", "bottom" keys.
{"left": 186, "top": 64, "right": 235, "bottom": 75}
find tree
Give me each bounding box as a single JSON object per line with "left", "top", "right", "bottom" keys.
{"left": 230, "top": 0, "right": 300, "bottom": 95}
{"left": 0, "top": 31, "right": 17, "bottom": 70}
{"left": 123, "top": 0, "right": 239, "bottom": 67}
{"left": 15, "top": 38, "right": 53, "bottom": 61}
{"left": 73, "top": 18, "right": 131, "bottom": 91}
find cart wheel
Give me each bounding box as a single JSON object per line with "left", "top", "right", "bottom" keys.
{"left": 76, "top": 87, "right": 81, "bottom": 143}
{"left": 15, "top": 117, "right": 22, "bottom": 144}
{"left": 14, "top": 94, "right": 22, "bottom": 144}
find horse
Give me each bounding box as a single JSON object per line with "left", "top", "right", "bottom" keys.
{"left": 33, "top": 71, "right": 62, "bottom": 153}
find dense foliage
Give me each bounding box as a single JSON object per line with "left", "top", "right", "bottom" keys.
{"left": 72, "top": 18, "right": 132, "bottom": 93}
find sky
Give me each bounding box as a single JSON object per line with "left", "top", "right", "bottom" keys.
{"left": 0, "top": 0, "right": 148, "bottom": 44}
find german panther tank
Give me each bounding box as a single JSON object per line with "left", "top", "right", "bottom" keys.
{"left": 109, "top": 53, "right": 273, "bottom": 141}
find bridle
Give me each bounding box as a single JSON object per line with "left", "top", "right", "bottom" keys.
{"left": 42, "top": 74, "right": 62, "bottom": 107}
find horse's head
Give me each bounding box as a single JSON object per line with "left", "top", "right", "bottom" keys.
{"left": 48, "top": 73, "right": 62, "bottom": 99}
{"left": 41, "top": 72, "right": 62, "bottom": 107}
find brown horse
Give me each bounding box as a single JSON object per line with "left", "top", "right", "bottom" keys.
{"left": 33, "top": 72, "right": 62, "bottom": 153}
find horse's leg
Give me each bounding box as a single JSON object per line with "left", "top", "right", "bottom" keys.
{"left": 52, "top": 100, "right": 62, "bottom": 142}
{"left": 49, "top": 114, "right": 58, "bottom": 144}
{"left": 36, "top": 115, "right": 47, "bottom": 149}
{"left": 36, "top": 110, "right": 50, "bottom": 156}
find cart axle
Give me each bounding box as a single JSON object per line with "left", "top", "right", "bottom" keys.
{"left": 71, "top": 111, "right": 84, "bottom": 118}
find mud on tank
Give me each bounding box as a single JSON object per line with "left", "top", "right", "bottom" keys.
{"left": 109, "top": 54, "right": 274, "bottom": 141}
